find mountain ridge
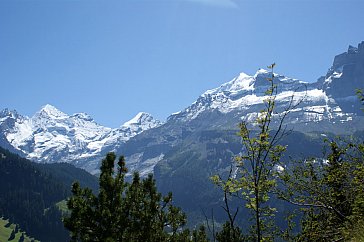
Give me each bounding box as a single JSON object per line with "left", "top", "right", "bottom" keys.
{"left": 0, "top": 105, "right": 162, "bottom": 173}
{"left": 1, "top": 41, "right": 364, "bottom": 174}
{"left": 117, "top": 41, "right": 364, "bottom": 180}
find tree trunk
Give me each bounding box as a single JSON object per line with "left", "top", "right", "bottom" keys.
{"left": 255, "top": 187, "right": 261, "bottom": 242}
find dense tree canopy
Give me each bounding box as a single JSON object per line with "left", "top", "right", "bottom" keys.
{"left": 0, "top": 146, "right": 69, "bottom": 241}
{"left": 211, "top": 70, "right": 364, "bottom": 241}
{"left": 64, "top": 152, "right": 208, "bottom": 242}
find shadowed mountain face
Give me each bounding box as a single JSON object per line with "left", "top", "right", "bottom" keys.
{"left": 118, "top": 42, "right": 364, "bottom": 182}
{"left": 0, "top": 42, "right": 364, "bottom": 176}
{"left": 320, "top": 41, "right": 364, "bottom": 113}
{"left": 1, "top": 42, "right": 364, "bottom": 228}
{"left": 116, "top": 42, "right": 364, "bottom": 224}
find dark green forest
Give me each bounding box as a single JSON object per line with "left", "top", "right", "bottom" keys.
{"left": 63, "top": 70, "right": 364, "bottom": 241}
{"left": 1, "top": 126, "right": 364, "bottom": 241}
{"left": 1, "top": 73, "right": 364, "bottom": 241}
{"left": 0, "top": 146, "right": 98, "bottom": 241}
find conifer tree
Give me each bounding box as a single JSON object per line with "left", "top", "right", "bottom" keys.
{"left": 64, "top": 152, "right": 206, "bottom": 241}
{"left": 215, "top": 222, "right": 244, "bottom": 242}
{"left": 19, "top": 233, "right": 25, "bottom": 242}
{"left": 192, "top": 225, "right": 209, "bottom": 242}
{"left": 8, "top": 228, "right": 16, "bottom": 240}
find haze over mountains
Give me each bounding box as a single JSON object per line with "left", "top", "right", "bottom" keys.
{"left": 1, "top": 41, "right": 364, "bottom": 175}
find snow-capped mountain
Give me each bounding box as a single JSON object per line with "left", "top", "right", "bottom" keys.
{"left": 1, "top": 41, "right": 364, "bottom": 175}
{"left": 120, "top": 112, "right": 162, "bottom": 137}
{"left": 165, "top": 42, "right": 364, "bottom": 133}
{"left": 0, "top": 105, "right": 161, "bottom": 173}
{"left": 118, "top": 41, "right": 364, "bottom": 183}
{"left": 168, "top": 68, "right": 357, "bottom": 130}
{"left": 115, "top": 42, "right": 364, "bottom": 216}
{"left": 320, "top": 41, "right": 364, "bottom": 114}
{"left": 2, "top": 41, "right": 361, "bottom": 226}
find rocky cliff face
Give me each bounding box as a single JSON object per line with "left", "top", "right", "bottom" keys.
{"left": 167, "top": 67, "right": 360, "bottom": 134}
{"left": 321, "top": 41, "right": 364, "bottom": 113}
{"left": 119, "top": 42, "right": 364, "bottom": 180}
{"left": 1, "top": 42, "right": 364, "bottom": 175}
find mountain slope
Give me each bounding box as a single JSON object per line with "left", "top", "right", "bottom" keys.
{"left": 114, "top": 41, "right": 364, "bottom": 224}
{"left": 1, "top": 42, "right": 363, "bottom": 176}
{"left": 0, "top": 146, "right": 69, "bottom": 241}
{"left": 1, "top": 41, "right": 364, "bottom": 230}
{"left": 118, "top": 41, "right": 364, "bottom": 180}
{"left": 168, "top": 67, "right": 362, "bottom": 133}
{"left": 0, "top": 217, "right": 38, "bottom": 242}
{"left": 0, "top": 146, "right": 99, "bottom": 241}
{"left": 0, "top": 107, "right": 161, "bottom": 173}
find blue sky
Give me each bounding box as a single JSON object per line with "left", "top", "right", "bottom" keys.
{"left": 1, "top": 0, "right": 364, "bottom": 127}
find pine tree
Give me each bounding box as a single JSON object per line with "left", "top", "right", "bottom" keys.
{"left": 19, "top": 233, "right": 25, "bottom": 242}
{"left": 8, "top": 228, "right": 16, "bottom": 240}
{"left": 215, "top": 222, "right": 244, "bottom": 242}
{"left": 64, "top": 152, "right": 199, "bottom": 241}
{"left": 192, "top": 225, "right": 209, "bottom": 242}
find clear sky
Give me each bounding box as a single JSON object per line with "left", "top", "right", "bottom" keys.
{"left": 1, "top": 0, "right": 364, "bottom": 127}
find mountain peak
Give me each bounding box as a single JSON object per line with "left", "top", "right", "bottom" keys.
{"left": 321, "top": 41, "right": 364, "bottom": 113}
{"left": 237, "top": 71, "right": 250, "bottom": 79}
{"left": 348, "top": 45, "right": 358, "bottom": 54}
{"left": 255, "top": 68, "right": 270, "bottom": 76}
{"left": 120, "top": 112, "right": 162, "bottom": 135}
{"left": 36, "top": 104, "right": 67, "bottom": 119}
{"left": 203, "top": 71, "right": 254, "bottom": 96}
{"left": 331, "top": 41, "right": 364, "bottom": 73}
{"left": 0, "top": 108, "right": 20, "bottom": 119}
{"left": 40, "top": 104, "right": 59, "bottom": 112}
{"left": 122, "top": 112, "right": 157, "bottom": 126}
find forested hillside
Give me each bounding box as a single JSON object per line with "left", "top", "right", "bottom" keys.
{"left": 62, "top": 66, "right": 364, "bottom": 241}
{"left": 0, "top": 146, "right": 99, "bottom": 241}
{"left": 34, "top": 162, "right": 99, "bottom": 192}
